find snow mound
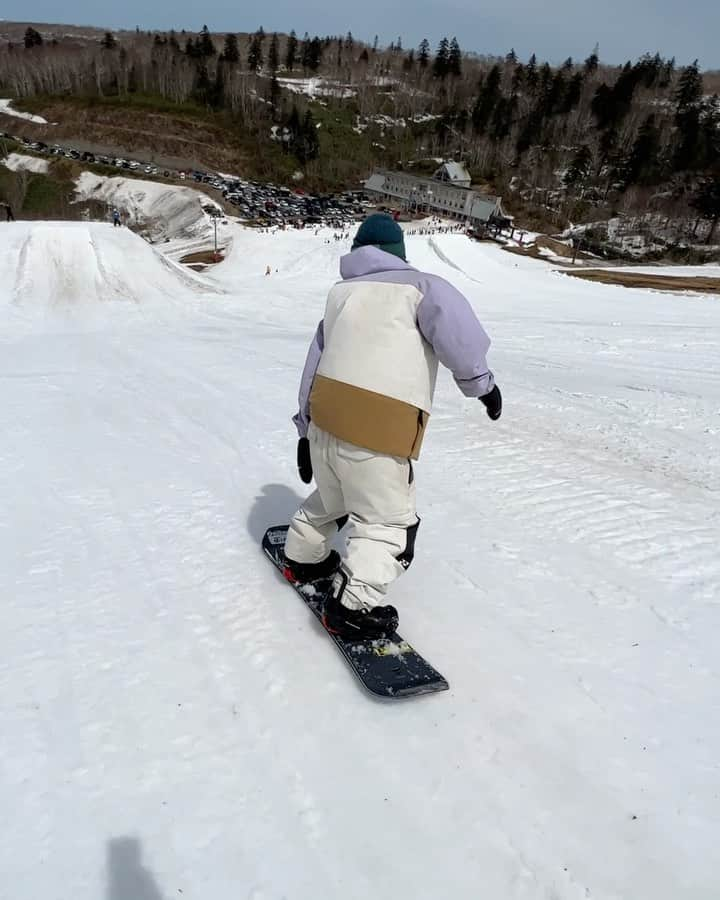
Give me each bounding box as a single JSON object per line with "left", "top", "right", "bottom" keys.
{"left": 74, "top": 173, "right": 223, "bottom": 242}
{"left": 275, "top": 76, "right": 355, "bottom": 99}
{"left": 0, "top": 98, "right": 49, "bottom": 124}
{"left": 2, "top": 221, "right": 221, "bottom": 307}
{"left": 1, "top": 152, "right": 49, "bottom": 174}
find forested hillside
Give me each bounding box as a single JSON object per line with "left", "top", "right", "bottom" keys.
{"left": 1, "top": 23, "right": 718, "bottom": 250}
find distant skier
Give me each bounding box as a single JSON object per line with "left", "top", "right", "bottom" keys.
{"left": 1, "top": 201, "right": 14, "bottom": 222}
{"left": 112, "top": 208, "right": 121, "bottom": 227}
{"left": 283, "top": 213, "right": 502, "bottom": 639}
{"left": 265, "top": 265, "right": 272, "bottom": 276}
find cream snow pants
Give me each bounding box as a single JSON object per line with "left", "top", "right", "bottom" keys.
{"left": 285, "top": 423, "right": 419, "bottom": 610}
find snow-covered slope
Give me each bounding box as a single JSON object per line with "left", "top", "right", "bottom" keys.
{"left": 1, "top": 221, "right": 220, "bottom": 311}
{"left": 1, "top": 224, "right": 719, "bottom": 900}
{"left": 1, "top": 151, "right": 49, "bottom": 173}
{"left": 75, "top": 172, "right": 224, "bottom": 242}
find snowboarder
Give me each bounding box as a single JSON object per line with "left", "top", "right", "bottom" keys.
{"left": 283, "top": 213, "right": 502, "bottom": 639}
{"left": 112, "top": 208, "right": 121, "bottom": 227}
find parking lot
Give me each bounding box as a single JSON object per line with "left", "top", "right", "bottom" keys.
{"left": 1, "top": 131, "right": 371, "bottom": 227}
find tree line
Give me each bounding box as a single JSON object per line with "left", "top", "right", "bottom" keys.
{"left": 1, "top": 27, "right": 718, "bottom": 237}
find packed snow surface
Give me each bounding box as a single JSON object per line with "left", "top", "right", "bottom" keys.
{"left": 74, "top": 172, "right": 224, "bottom": 242}
{"left": 1, "top": 151, "right": 49, "bottom": 173}
{"left": 1, "top": 222, "right": 219, "bottom": 309}
{"left": 0, "top": 98, "right": 49, "bottom": 123}
{"left": 1, "top": 222, "right": 719, "bottom": 900}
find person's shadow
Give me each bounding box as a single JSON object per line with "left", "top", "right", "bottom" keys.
{"left": 246, "top": 482, "right": 304, "bottom": 542}
{"left": 106, "top": 837, "right": 164, "bottom": 900}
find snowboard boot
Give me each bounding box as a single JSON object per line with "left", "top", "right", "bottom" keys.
{"left": 322, "top": 571, "right": 399, "bottom": 640}
{"left": 282, "top": 549, "right": 341, "bottom": 585}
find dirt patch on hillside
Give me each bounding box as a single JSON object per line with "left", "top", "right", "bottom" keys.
{"left": 3, "top": 99, "right": 251, "bottom": 175}
{"left": 562, "top": 269, "right": 720, "bottom": 294}
{"left": 180, "top": 249, "right": 225, "bottom": 265}
{"left": 504, "top": 236, "right": 597, "bottom": 264}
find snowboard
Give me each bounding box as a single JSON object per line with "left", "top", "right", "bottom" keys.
{"left": 262, "top": 525, "right": 449, "bottom": 699}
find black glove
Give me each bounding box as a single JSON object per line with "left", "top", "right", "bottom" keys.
{"left": 297, "top": 437, "right": 313, "bottom": 484}
{"left": 480, "top": 385, "right": 502, "bottom": 421}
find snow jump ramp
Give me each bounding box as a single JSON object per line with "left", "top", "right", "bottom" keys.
{"left": 4, "top": 221, "right": 219, "bottom": 306}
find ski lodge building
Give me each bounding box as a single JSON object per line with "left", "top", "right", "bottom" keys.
{"left": 364, "top": 162, "right": 509, "bottom": 229}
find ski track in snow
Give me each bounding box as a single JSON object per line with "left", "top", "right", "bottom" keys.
{"left": 1, "top": 222, "right": 719, "bottom": 899}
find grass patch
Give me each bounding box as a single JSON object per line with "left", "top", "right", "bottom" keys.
{"left": 22, "top": 172, "right": 70, "bottom": 214}
{"left": 18, "top": 92, "right": 211, "bottom": 120}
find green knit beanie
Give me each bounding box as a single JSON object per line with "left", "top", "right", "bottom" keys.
{"left": 351, "top": 213, "right": 406, "bottom": 261}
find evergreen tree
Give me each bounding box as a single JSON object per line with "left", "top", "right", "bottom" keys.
{"left": 511, "top": 63, "right": 525, "bottom": 94}
{"left": 193, "top": 64, "right": 212, "bottom": 105}
{"left": 515, "top": 106, "right": 544, "bottom": 155}
{"left": 490, "top": 94, "right": 516, "bottom": 140}
{"left": 472, "top": 64, "right": 502, "bottom": 132}
{"left": 285, "top": 30, "right": 298, "bottom": 70}
{"left": 211, "top": 62, "right": 225, "bottom": 109}
{"left": 539, "top": 62, "right": 553, "bottom": 96}
{"left": 592, "top": 63, "right": 640, "bottom": 131}
{"left": 268, "top": 32, "right": 279, "bottom": 73}
{"left": 545, "top": 69, "right": 567, "bottom": 115}
{"left": 564, "top": 144, "right": 593, "bottom": 186}
{"left": 433, "top": 37, "right": 450, "bottom": 79}
{"left": 308, "top": 36, "right": 323, "bottom": 71}
{"left": 198, "top": 25, "right": 216, "bottom": 58}
{"left": 296, "top": 110, "right": 320, "bottom": 163}
{"left": 287, "top": 105, "right": 301, "bottom": 143}
{"left": 506, "top": 48, "right": 517, "bottom": 64}
{"left": 584, "top": 45, "right": 599, "bottom": 74}
{"left": 561, "top": 71, "right": 585, "bottom": 113}
{"left": 700, "top": 99, "right": 720, "bottom": 167}
{"left": 597, "top": 126, "right": 618, "bottom": 173}
{"left": 625, "top": 115, "right": 662, "bottom": 184}
{"left": 221, "top": 33, "right": 239, "bottom": 64}
{"left": 359, "top": 48, "right": 369, "bottom": 64}
{"left": 636, "top": 53, "right": 662, "bottom": 89}
{"left": 525, "top": 53, "right": 538, "bottom": 90}
{"left": 659, "top": 57, "right": 675, "bottom": 88}
{"left": 673, "top": 106, "right": 702, "bottom": 170}
{"left": 373, "top": 35, "right": 379, "bottom": 54}
{"left": 675, "top": 60, "right": 702, "bottom": 112}
{"left": 690, "top": 180, "right": 720, "bottom": 243}
{"left": 345, "top": 31, "right": 354, "bottom": 52}
{"left": 448, "top": 37, "right": 462, "bottom": 77}
{"left": 100, "top": 31, "right": 117, "bottom": 50}
{"left": 248, "top": 32, "right": 264, "bottom": 71}
{"left": 24, "top": 27, "right": 43, "bottom": 49}
{"left": 591, "top": 83, "right": 614, "bottom": 129}
{"left": 418, "top": 39, "right": 430, "bottom": 68}
{"left": 301, "top": 32, "right": 311, "bottom": 71}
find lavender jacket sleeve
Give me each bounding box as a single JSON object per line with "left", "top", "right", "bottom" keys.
{"left": 292, "top": 321, "right": 324, "bottom": 437}
{"left": 416, "top": 276, "right": 495, "bottom": 398}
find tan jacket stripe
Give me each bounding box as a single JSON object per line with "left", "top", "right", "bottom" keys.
{"left": 310, "top": 375, "right": 429, "bottom": 460}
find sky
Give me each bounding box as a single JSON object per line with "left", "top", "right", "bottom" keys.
{"left": 2, "top": 0, "right": 718, "bottom": 68}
